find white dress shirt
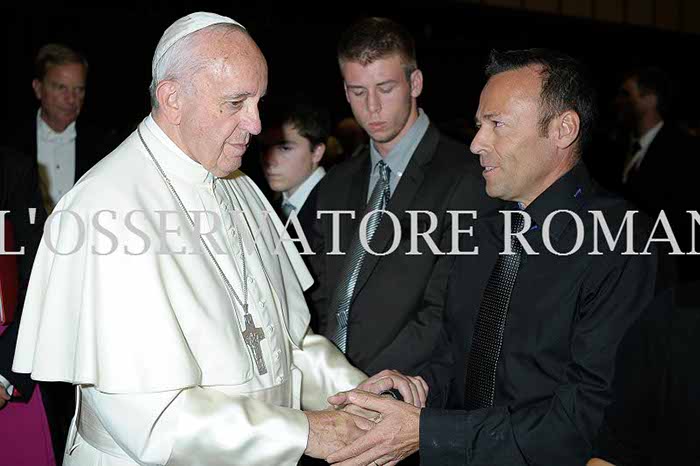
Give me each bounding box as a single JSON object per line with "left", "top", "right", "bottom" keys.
{"left": 36, "top": 110, "right": 77, "bottom": 209}
{"left": 622, "top": 121, "right": 664, "bottom": 184}
{"left": 282, "top": 166, "right": 326, "bottom": 212}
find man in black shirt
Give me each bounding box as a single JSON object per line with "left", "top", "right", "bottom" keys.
{"left": 326, "top": 49, "right": 658, "bottom": 466}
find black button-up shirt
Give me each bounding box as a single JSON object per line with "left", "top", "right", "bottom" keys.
{"left": 419, "top": 163, "right": 658, "bottom": 465}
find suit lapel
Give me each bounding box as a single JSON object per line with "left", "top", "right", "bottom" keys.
{"left": 75, "top": 121, "right": 90, "bottom": 183}
{"left": 343, "top": 153, "right": 371, "bottom": 252}
{"left": 351, "top": 125, "right": 440, "bottom": 301}
{"left": 25, "top": 118, "right": 38, "bottom": 161}
{"left": 627, "top": 125, "right": 665, "bottom": 190}
{"left": 326, "top": 153, "right": 371, "bottom": 285}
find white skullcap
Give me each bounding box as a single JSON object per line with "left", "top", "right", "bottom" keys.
{"left": 152, "top": 11, "right": 245, "bottom": 78}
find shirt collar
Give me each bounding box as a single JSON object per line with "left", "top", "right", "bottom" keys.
{"left": 36, "top": 109, "right": 76, "bottom": 143}
{"left": 637, "top": 120, "right": 664, "bottom": 152}
{"left": 369, "top": 108, "right": 430, "bottom": 175}
{"left": 142, "top": 114, "right": 211, "bottom": 184}
{"left": 523, "top": 161, "right": 592, "bottom": 243}
{"left": 283, "top": 166, "right": 326, "bottom": 209}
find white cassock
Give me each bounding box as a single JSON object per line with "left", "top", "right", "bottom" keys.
{"left": 13, "top": 115, "right": 366, "bottom": 466}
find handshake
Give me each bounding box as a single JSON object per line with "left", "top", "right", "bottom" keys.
{"left": 304, "top": 369, "right": 426, "bottom": 465}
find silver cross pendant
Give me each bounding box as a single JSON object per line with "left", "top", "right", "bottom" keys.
{"left": 242, "top": 313, "right": 267, "bottom": 375}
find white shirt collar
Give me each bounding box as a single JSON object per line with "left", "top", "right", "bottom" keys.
{"left": 36, "top": 109, "right": 76, "bottom": 143}
{"left": 638, "top": 120, "right": 664, "bottom": 152}
{"left": 143, "top": 114, "right": 211, "bottom": 184}
{"left": 282, "top": 166, "right": 326, "bottom": 210}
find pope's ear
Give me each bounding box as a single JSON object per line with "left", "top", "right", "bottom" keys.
{"left": 155, "top": 80, "right": 184, "bottom": 125}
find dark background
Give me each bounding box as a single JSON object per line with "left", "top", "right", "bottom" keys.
{"left": 2, "top": 4, "right": 699, "bottom": 152}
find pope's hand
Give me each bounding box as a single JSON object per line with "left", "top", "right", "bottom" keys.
{"left": 304, "top": 409, "right": 375, "bottom": 460}
{"left": 355, "top": 369, "right": 429, "bottom": 408}
{"left": 0, "top": 386, "right": 10, "bottom": 409}
{"left": 326, "top": 390, "right": 421, "bottom": 466}
{"left": 326, "top": 390, "right": 420, "bottom": 465}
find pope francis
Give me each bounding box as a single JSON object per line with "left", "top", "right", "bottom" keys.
{"left": 12, "top": 11, "right": 427, "bottom": 466}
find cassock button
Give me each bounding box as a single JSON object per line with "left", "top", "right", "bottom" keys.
{"left": 276, "top": 375, "right": 284, "bottom": 384}
{"left": 274, "top": 349, "right": 281, "bottom": 361}
{"left": 267, "top": 325, "right": 274, "bottom": 334}
{"left": 258, "top": 300, "right": 265, "bottom": 309}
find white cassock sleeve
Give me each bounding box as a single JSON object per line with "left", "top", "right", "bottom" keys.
{"left": 79, "top": 385, "right": 309, "bottom": 466}
{"left": 293, "top": 331, "right": 368, "bottom": 411}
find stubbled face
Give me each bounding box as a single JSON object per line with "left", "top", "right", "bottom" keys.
{"left": 470, "top": 67, "right": 560, "bottom": 207}
{"left": 340, "top": 54, "right": 421, "bottom": 154}
{"left": 261, "top": 122, "right": 322, "bottom": 195}
{"left": 33, "top": 63, "right": 87, "bottom": 132}
{"left": 177, "top": 31, "right": 268, "bottom": 177}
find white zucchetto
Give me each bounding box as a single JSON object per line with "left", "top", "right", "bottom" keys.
{"left": 152, "top": 11, "right": 244, "bottom": 78}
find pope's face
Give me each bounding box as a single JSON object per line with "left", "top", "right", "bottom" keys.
{"left": 178, "top": 32, "right": 268, "bottom": 178}
{"left": 340, "top": 54, "right": 421, "bottom": 154}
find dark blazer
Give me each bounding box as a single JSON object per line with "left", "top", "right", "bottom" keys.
{"left": 0, "top": 118, "right": 111, "bottom": 463}
{"left": 309, "top": 124, "right": 498, "bottom": 375}
{"left": 623, "top": 124, "right": 699, "bottom": 283}
{"left": 0, "top": 146, "right": 76, "bottom": 465}
{"left": 0, "top": 146, "right": 46, "bottom": 399}
{"left": 622, "top": 123, "right": 698, "bottom": 219}
{"left": 6, "top": 117, "right": 116, "bottom": 185}
{"left": 273, "top": 182, "right": 322, "bottom": 330}
{"left": 272, "top": 183, "right": 321, "bottom": 244}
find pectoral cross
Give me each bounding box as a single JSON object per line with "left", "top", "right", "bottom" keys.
{"left": 242, "top": 312, "right": 267, "bottom": 375}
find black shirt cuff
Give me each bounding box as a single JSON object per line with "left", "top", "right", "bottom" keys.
{"left": 419, "top": 408, "right": 469, "bottom": 465}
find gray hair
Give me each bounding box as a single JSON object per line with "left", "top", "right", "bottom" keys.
{"left": 149, "top": 23, "right": 246, "bottom": 109}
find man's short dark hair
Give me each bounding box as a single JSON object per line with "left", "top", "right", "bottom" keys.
{"left": 626, "top": 66, "right": 672, "bottom": 118}
{"left": 34, "top": 43, "right": 88, "bottom": 81}
{"left": 262, "top": 95, "right": 330, "bottom": 149}
{"left": 485, "top": 48, "right": 597, "bottom": 157}
{"left": 337, "top": 17, "right": 417, "bottom": 79}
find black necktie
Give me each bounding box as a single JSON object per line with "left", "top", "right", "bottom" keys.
{"left": 465, "top": 214, "right": 525, "bottom": 409}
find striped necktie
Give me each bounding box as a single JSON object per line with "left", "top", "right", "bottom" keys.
{"left": 330, "top": 160, "right": 391, "bottom": 353}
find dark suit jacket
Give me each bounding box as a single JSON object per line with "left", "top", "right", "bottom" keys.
{"left": 587, "top": 123, "right": 699, "bottom": 284}
{"left": 273, "top": 182, "right": 322, "bottom": 330}
{"left": 272, "top": 183, "right": 321, "bottom": 244}
{"left": 0, "top": 114, "right": 115, "bottom": 463}
{"left": 6, "top": 117, "right": 116, "bottom": 186}
{"left": 309, "top": 124, "right": 498, "bottom": 375}
{"left": 622, "top": 123, "right": 698, "bottom": 219}
{"left": 0, "top": 146, "right": 46, "bottom": 398}
{"left": 623, "top": 124, "right": 699, "bottom": 283}
{"left": 0, "top": 146, "right": 73, "bottom": 464}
